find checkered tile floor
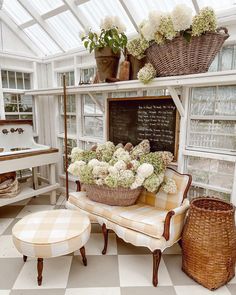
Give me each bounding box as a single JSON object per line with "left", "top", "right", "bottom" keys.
{"left": 0, "top": 194, "right": 235, "bottom": 295}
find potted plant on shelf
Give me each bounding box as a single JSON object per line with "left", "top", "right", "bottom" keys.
{"left": 81, "top": 16, "right": 127, "bottom": 82}
{"left": 137, "top": 5, "right": 229, "bottom": 79}
{"left": 126, "top": 37, "right": 149, "bottom": 79}
{"left": 68, "top": 140, "right": 177, "bottom": 206}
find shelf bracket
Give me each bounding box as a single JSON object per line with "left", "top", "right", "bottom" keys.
{"left": 88, "top": 92, "right": 105, "bottom": 113}
{"left": 167, "top": 87, "right": 185, "bottom": 117}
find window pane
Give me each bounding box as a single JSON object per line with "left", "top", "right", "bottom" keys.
{"left": 24, "top": 73, "right": 31, "bottom": 89}
{"left": 16, "top": 72, "right": 24, "bottom": 89}
{"left": 20, "top": 114, "right": 33, "bottom": 120}
{"left": 8, "top": 71, "right": 16, "bottom": 89}
{"left": 5, "top": 114, "right": 20, "bottom": 120}
{"left": 70, "top": 71, "right": 75, "bottom": 86}
{"left": 84, "top": 116, "right": 103, "bottom": 138}
{"left": 19, "top": 95, "right": 33, "bottom": 112}
{"left": 4, "top": 93, "right": 17, "bottom": 104}
{"left": 220, "top": 46, "right": 234, "bottom": 71}
{"left": 83, "top": 95, "right": 96, "bottom": 114}
{"left": 191, "top": 87, "right": 216, "bottom": 116}
{"left": 1, "top": 70, "right": 8, "bottom": 88}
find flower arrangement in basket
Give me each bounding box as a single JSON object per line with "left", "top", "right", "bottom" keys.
{"left": 133, "top": 5, "right": 229, "bottom": 82}
{"left": 68, "top": 140, "right": 177, "bottom": 206}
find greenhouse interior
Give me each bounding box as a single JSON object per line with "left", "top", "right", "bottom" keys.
{"left": 0, "top": 0, "right": 236, "bottom": 294}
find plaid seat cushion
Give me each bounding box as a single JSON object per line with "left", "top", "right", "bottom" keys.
{"left": 12, "top": 209, "right": 91, "bottom": 258}
{"left": 138, "top": 168, "right": 191, "bottom": 210}
{"left": 69, "top": 192, "right": 167, "bottom": 239}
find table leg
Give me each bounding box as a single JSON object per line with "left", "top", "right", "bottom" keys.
{"left": 37, "top": 258, "right": 43, "bottom": 286}
{"left": 23, "top": 255, "right": 27, "bottom": 262}
{"left": 32, "top": 167, "right": 39, "bottom": 190}
{"left": 49, "top": 164, "right": 56, "bottom": 205}
{"left": 80, "top": 246, "right": 87, "bottom": 266}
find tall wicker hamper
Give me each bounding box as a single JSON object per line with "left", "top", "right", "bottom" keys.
{"left": 182, "top": 197, "right": 236, "bottom": 290}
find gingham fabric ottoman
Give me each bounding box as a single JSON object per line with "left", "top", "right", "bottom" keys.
{"left": 12, "top": 209, "right": 91, "bottom": 286}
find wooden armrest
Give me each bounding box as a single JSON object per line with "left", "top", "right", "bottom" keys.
{"left": 163, "top": 211, "right": 175, "bottom": 241}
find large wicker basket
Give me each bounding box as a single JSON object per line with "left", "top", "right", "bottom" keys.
{"left": 146, "top": 27, "right": 229, "bottom": 77}
{"left": 83, "top": 184, "right": 142, "bottom": 206}
{"left": 182, "top": 197, "right": 236, "bottom": 290}
{"left": 0, "top": 172, "right": 20, "bottom": 198}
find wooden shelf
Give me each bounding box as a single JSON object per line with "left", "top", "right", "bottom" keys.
{"left": 0, "top": 182, "right": 60, "bottom": 207}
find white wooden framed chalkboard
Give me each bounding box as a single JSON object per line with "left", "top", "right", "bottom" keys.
{"left": 108, "top": 96, "right": 180, "bottom": 160}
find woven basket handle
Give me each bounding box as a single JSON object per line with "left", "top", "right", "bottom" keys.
{"left": 216, "top": 27, "right": 228, "bottom": 35}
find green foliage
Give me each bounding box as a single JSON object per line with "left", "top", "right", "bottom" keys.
{"left": 81, "top": 28, "right": 127, "bottom": 54}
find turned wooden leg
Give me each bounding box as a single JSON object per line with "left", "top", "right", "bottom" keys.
{"left": 37, "top": 258, "right": 43, "bottom": 286}
{"left": 80, "top": 246, "right": 87, "bottom": 266}
{"left": 152, "top": 250, "right": 162, "bottom": 287}
{"left": 102, "top": 223, "right": 109, "bottom": 255}
{"left": 23, "top": 255, "right": 27, "bottom": 262}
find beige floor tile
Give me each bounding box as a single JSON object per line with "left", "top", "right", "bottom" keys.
{"left": 0, "top": 258, "right": 24, "bottom": 289}
{"left": 65, "top": 287, "right": 121, "bottom": 295}
{"left": 0, "top": 235, "right": 22, "bottom": 257}
{"left": 16, "top": 205, "right": 54, "bottom": 218}
{"left": 175, "top": 285, "right": 231, "bottom": 295}
{"left": 0, "top": 218, "right": 14, "bottom": 235}
{"left": 121, "top": 286, "right": 176, "bottom": 295}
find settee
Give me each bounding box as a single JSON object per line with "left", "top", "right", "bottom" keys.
{"left": 66, "top": 167, "right": 192, "bottom": 286}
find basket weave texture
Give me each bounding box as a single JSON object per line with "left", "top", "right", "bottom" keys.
{"left": 83, "top": 184, "right": 142, "bottom": 206}
{"left": 146, "top": 28, "right": 229, "bottom": 77}
{"left": 0, "top": 177, "right": 20, "bottom": 198}
{"left": 182, "top": 197, "right": 236, "bottom": 290}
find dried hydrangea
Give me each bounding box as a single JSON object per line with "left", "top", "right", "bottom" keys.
{"left": 118, "top": 170, "right": 135, "bottom": 188}
{"left": 92, "top": 163, "right": 109, "bottom": 179}
{"left": 104, "top": 174, "right": 118, "bottom": 188}
{"left": 131, "top": 140, "right": 150, "bottom": 159}
{"left": 71, "top": 147, "right": 84, "bottom": 163}
{"left": 88, "top": 158, "right": 101, "bottom": 168}
{"left": 68, "top": 160, "right": 86, "bottom": 177}
{"left": 79, "top": 165, "right": 94, "bottom": 184}
{"left": 140, "top": 20, "right": 156, "bottom": 41}
{"left": 138, "top": 63, "right": 156, "bottom": 84}
{"left": 137, "top": 163, "right": 154, "bottom": 179}
{"left": 143, "top": 173, "right": 164, "bottom": 192}
{"left": 96, "top": 141, "right": 115, "bottom": 162}
{"left": 161, "top": 177, "right": 177, "bottom": 194}
{"left": 171, "top": 4, "right": 193, "bottom": 32}
{"left": 130, "top": 175, "right": 145, "bottom": 190}
{"left": 140, "top": 152, "right": 165, "bottom": 175}
{"left": 114, "top": 160, "right": 127, "bottom": 171}
{"left": 149, "top": 10, "right": 162, "bottom": 29}
{"left": 100, "top": 16, "right": 126, "bottom": 33}
{"left": 192, "top": 7, "right": 217, "bottom": 36}
{"left": 129, "top": 160, "right": 140, "bottom": 172}
{"left": 127, "top": 37, "right": 149, "bottom": 60}
{"left": 158, "top": 151, "right": 174, "bottom": 166}
{"left": 154, "top": 32, "right": 165, "bottom": 45}
{"left": 158, "top": 14, "right": 177, "bottom": 41}
{"left": 112, "top": 148, "right": 131, "bottom": 163}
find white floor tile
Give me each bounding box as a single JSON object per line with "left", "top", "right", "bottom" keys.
{"left": 74, "top": 233, "right": 117, "bottom": 256}
{"left": 13, "top": 256, "right": 72, "bottom": 289}
{"left": 0, "top": 291, "right": 11, "bottom": 295}
{"left": 16, "top": 205, "right": 54, "bottom": 218}
{"left": 228, "top": 268, "right": 236, "bottom": 284}
{"left": 118, "top": 255, "right": 172, "bottom": 287}
{"left": 175, "top": 285, "right": 231, "bottom": 295}
{"left": 0, "top": 218, "right": 14, "bottom": 235}
{"left": 0, "top": 235, "right": 22, "bottom": 257}
{"left": 65, "top": 287, "right": 121, "bottom": 295}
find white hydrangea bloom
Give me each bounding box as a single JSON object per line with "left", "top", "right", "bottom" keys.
{"left": 100, "top": 16, "right": 114, "bottom": 30}
{"left": 130, "top": 160, "right": 140, "bottom": 172}
{"left": 92, "top": 165, "right": 109, "bottom": 179}
{"left": 68, "top": 160, "right": 86, "bottom": 177}
{"left": 137, "top": 163, "right": 154, "bottom": 179}
{"left": 108, "top": 166, "right": 119, "bottom": 176}
{"left": 140, "top": 21, "right": 156, "bottom": 41}
{"left": 71, "top": 147, "right": 84, "bottom": 162}
{"left": 149, "top": 10, "right": 162, "bottom": 29}
{"left": 171, "top": 4, "right": 193, "bottom": 31}
{"left": 113, "top": 148, "right": 131, "bottom": 163}
{"left": 130, "top": 175, "right": 145, "bottom": 189}
{"left": 100, "top": 16, "right": 126, "bottom": 33}
{"left": 114, "top": 160, "right": 127, "bottom": 171}
{"left": 88, "top": 159, "right": 101, "bottom": 168}
{"left": 113, "top": 16, "right": 126, "bottom": 33}
{"left": 95, "top": 178, "right": 104, "bottom": 186}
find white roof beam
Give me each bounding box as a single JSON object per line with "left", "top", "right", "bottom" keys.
{"left": 192, "top": 0, "right": 200, "bottom": 13}
{"left": 119, "top": 0, "right": 139, "bottom": 32}
{"left": 18, "top": 0, "right": 66, "bottom": 52}
{"left": 0, "top": 11, "right": 42, "bottom": 57}
{"left": 62, "top": 0, "right": 88, "bottom": 30}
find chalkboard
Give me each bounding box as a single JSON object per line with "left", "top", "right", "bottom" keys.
{"left": 108, "top": 96, "right": 179, "bottom": 159}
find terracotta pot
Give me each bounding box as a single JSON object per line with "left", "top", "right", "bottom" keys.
{"left": 127, "top": 54, "right": 146, "bottom": 80}
{"left": 95, "top": 47, "right": 121, "bottom": 82}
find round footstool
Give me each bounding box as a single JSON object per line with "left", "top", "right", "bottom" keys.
{"left": 12, "top": 209, "right": 91, "bottom": 286}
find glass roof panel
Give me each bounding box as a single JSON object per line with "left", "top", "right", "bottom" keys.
{"left": 46, "top": 11, "right": 83, "bottom": 50}
{"left": 123, "top": 0, "right": 196, "bottom": 25}
{"left": 24, "top": 24, "right": 61, "bottom": 55}
{"left": 79, "top": 0, "right": 136, "bottom": 34}
{"left": 197, "top": 0, "right": 236, "bottom": 11}
{"left": 29, "top": 0, "right": 64, "bottom": 15}
{"left": 2, "top": 0, "right": 33, "bottom": 25}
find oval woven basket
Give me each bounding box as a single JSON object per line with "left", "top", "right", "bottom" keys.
{"left": 146, "top": 27, "right": 229, "bottom": 77}
{"left": 182, "top": 197, "right": 236, "bottom": 290}
{"left": 83, "top": 184, "right": 142, "bottom": 206}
